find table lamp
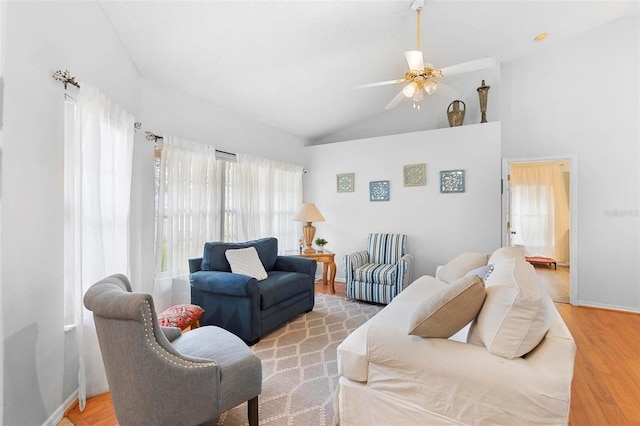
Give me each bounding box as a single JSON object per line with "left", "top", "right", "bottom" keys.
{"left": 293, "top": 203, "right": 325, "bottom": 254}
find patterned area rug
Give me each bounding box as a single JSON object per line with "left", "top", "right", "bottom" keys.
{"left": 218, "top": 294, "right": 383, "bottom": 426}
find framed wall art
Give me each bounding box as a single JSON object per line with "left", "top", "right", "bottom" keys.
{"left": 403, "top": 163, "right": 426, "bottom": 187}
{"left": 337, "top": 173, "right": 355, "bottom": 193}
{"left": 440, "top": 170, "right": 465, "bottom": 193}
{"left": 369, "top": 180, "right": 390, "bottom": 201}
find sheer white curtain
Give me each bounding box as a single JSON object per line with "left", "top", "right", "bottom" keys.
{"left": 229, "top": 153, "right": 303, "bottom": 250}
{"left": 511, "top": 162, "right": 570, "bottom": 263}
{"left": 66, "top": 85, "right": 135, "bottom": 408}
{"left": 154, "top": 137, "right": 220, "bottom": 311}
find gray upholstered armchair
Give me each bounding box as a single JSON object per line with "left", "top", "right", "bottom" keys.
{"left": 84, "top": 274, "right": 262, "bottom": 426}
{"left": 344, "top": 233, "right": 414, "bottom": 304}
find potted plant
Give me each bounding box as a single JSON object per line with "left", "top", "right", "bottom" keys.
{"left": 315, "top": 238, "right": 328, "bottom": 252}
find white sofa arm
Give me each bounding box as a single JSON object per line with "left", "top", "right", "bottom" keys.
{"left": 365, "top": 325, "right": 572, "bottom": 424}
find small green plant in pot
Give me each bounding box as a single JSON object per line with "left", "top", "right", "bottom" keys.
{"left": 315, "top": 238, "right": 328, "bottom": 252}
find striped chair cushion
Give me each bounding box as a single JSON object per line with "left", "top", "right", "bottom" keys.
{"left": 367, "top": 233, "right": 406, "bottom": 264}
{"left": 354, "top": 263, "right": 398, "bottom": 286}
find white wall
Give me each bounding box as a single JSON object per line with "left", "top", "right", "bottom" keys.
{"left": 304, "top": 122, "right": 502, "bottom": 281}
{"left": 1, "top": 2, "right": 141, "bottom": 424}
{"left": 0, "top": 2, "right": 5, "bottom": 422}
{"left": 501, "top": 16, "right": 640, "bottom": 311}
{"left": 139, "top": 79, "right": 309, "bottom": 165}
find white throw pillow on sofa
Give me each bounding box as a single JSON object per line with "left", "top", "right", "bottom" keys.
{"left": 225, "top": 247, "right": 268, "bottom": 281}
{"left": 467, "top": 257, "right": 553, "bottom": 359}
{"left": 408, "top": 274, "right": 486, "bottom": 338}
{"left": 435, "top": 252, "right": 490, "bottom": 284}
{"left": 465, "top": 264, "right": 494, "bottom": 281}
{"left": 487, "top": 245, "right": 526, "bottom": 264}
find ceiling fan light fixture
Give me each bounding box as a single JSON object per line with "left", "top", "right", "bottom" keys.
{"left": 424, "top": 80, "right": 438, "bottom": 95}
{"left": 354, "top": 0, "right": 495, "bottom": 111}
{"left": 403, "top": 82, "right": 417, "bottom": 97}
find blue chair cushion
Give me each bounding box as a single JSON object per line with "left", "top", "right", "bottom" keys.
{"left": 259, "top": 271, "right": 312, "bottom": 310}
{"left": 354, "top": 263, "right": 398, "bottom": 285}
{"left": 201, "top": 237, "right": 278, "bottom": 272}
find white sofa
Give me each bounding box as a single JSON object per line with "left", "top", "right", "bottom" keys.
{"left": 336, "top": 247, "right": 576, "bottom": 425}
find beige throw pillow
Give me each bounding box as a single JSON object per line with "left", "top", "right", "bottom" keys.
{"left": 408, "top": 274, "right": 487, "bottom": 338}
{"left": 467, "top": 258, "right": 553, "bottom": 359}
{"left": 225, "top": 247, "right": 268, "bottom": 281}
{"left": 435, "top": 252, "right": 490, "bottom": 284}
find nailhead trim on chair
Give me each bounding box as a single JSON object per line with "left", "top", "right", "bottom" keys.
{"left": 141, "top": 300, "right": 217, "bottom": 369}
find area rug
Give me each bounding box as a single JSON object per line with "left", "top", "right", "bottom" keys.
{"left": 217, "top": 294, "right": 383, "bottom": 426}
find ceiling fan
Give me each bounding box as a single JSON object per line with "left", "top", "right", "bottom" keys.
{"left": 355, "top": 0, "right": 496, "bottom": 110}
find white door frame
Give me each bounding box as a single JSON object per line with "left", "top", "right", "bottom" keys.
{"left": 502, "top": 155, "right": 578, "bottom": 306}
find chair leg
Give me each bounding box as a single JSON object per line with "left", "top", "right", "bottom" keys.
{"left": 248, "top": 396, "right": 259, "bottom": 426}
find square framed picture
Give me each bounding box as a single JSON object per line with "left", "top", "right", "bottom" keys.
{"left": 337, "top": 173, "right": 355, "bottom": 193}
{"left": 440, "top": 170, "right": 465, "bottom": 193}
{"left": 370, "top": 180, "right": 390, "bottom": 201}
{"left": 403, "top": 163, "right": 426, "bottom": 187}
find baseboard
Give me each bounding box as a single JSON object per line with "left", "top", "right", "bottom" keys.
{"left": 43, "top": 389, "right": 78, "bottom": 426}
{"left": 577, "top": 301, "right": 640, "bottom": 315}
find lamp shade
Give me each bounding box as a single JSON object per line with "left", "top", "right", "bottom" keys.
{"left": 293, "top": 203, "right": 325, "bottom": 223}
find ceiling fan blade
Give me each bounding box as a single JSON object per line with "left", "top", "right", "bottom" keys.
{"left": 385, "top": 88, "right": 408, "bottom": 110}
{"left": 439, "top": 57, "right": 496, "bottom": 77}
{"left": 434, "top": 82, "right": 461, "bottom": 99}
{"left": 405, "top": 50, "right": 424, "bottom": 71}
{"left": 353, "top": 79, "right": 407, "bottom": 89}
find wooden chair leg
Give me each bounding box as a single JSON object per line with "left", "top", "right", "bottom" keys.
{"left": 248, "top": 396, "right": 259, "bottom": 426}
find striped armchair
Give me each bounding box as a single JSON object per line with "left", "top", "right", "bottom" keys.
{"left": 344, "top": 233, "right": 414, "bottom": 304}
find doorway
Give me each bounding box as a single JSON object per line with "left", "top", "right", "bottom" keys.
{"left": 502, "top": 156, "right": 578, "bottom": 305}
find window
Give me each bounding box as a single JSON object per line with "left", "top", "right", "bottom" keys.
{"left": 153, "top": 140, "right": 220, "bottom": 276}
{"left": 153, "top": 144, "right": 302, "bottom": 275}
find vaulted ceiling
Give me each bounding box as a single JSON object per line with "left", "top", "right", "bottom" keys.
{"left": 100, "top": 1, "right": 638, "bottom": 144}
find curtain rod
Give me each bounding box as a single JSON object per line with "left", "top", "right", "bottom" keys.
{"left": 52, "top": 70, "right": 80, "bottom": 89}
{"left": 145, "top": 131, "right": 163, "bottom": 142}
{"left": 146, "top": 133, "right": 237, "bottom": 158}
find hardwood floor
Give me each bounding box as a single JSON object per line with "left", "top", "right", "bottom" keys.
{"left": 60, "top": 280, "right": 640, "bottom": 425}
{"left": 555, "top": 304, "right": 640, "bottom": 425}
{"left": 535, "top": 264, "right": 570, "bottom": 303}
{"left": 65, "top": 393, "right": 116, "bottom": 426}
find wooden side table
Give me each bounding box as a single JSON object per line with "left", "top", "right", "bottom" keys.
{"left": 286, "top": 250, "right": 336, "bottom": 294}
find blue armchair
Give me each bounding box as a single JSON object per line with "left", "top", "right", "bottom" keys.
{"left": 189, "top": 237, "right": 316, "bottom": 345}
{"left": 344, "top": 233, "right": 414, "bottom": 304}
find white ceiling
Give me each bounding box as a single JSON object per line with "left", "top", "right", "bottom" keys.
{"left": 100, "top": 1, "right": 638, "bottom": 143}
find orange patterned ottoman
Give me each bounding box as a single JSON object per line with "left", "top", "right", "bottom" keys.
{"left": 157, "top": 304, "right": 204, "bottom": 330}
